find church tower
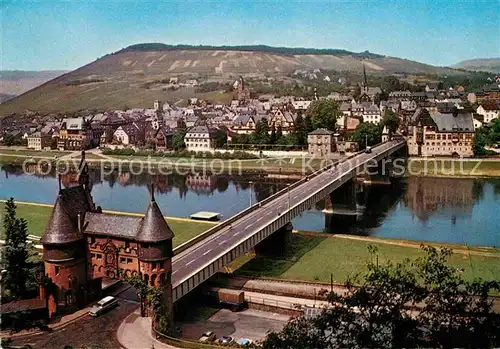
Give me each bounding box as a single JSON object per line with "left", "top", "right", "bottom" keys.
{"left": 362, "top": 62, "right": 368, "bottom": 93}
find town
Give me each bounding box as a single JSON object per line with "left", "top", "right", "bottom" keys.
{"left": 1, "top": 71, "right": 500, "bottom": 159}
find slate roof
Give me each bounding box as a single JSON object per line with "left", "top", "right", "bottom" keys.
{"left": 429, "top": 111, "right": 474, "bottom": 132}
{"left": 84, "top": 201, "right": 174, "bottom": 242}
{"left": 308, "top": 128, "right": 334, "bottom": 135}
{"left": 41, "top": 194, "right": 85, "bottom": 245}
{"left": 85, "top": 213, "right": 141, "bottom": 239}
{"left": 136, "top": 199, "right": 174, "bottom": 242}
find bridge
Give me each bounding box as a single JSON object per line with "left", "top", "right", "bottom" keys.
{"left": 170, "top": 140, "right": 406, "bottom": 302}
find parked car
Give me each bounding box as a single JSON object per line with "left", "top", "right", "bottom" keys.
{"left": 199, "top": 331, "right": 216, "bottom": 342}
{"left": 89, "top": 296, "right": 118, "bottom": 317}
{"left": 365, "top": 146, "right": 372, "bottom": 154}
{"left": 218, "top": 335, "right": 234, "bottom": 345}
{"left": 236, "top": 338, "right": 253, "bottom": 346}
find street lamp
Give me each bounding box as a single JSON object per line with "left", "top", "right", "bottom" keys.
{"left": 249, "top": 181, "right": 253, "bottom": 207}
{"left": 365, "top": 134, "right": 368, "bottom": 149}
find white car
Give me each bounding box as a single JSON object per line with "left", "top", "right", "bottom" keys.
{"left": 89, "top": 296, "right": 118, "bottom": 317}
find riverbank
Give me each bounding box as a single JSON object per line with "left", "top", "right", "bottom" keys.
{"left": 0, "top": 148, "right": 327, "bottom": 174}
{"left": 235, "top": 233, "right": 500, "bottom": 284}
{"left": 406, "top": 158, "right": 500, "bottom": 178}
{"left": 0, "top": 201, "right": 215, "bottom": 247}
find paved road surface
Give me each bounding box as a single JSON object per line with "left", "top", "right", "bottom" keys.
{"left": 172, "top": 141, "right": 403, "bottom": 287}
{"left": 11, "top": 300, "right": 138, "bottom": 349}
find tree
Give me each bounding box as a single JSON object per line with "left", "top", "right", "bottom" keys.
{"left": 269, "top": 126, "right": 278, "bottom": 144}
{"left": 382, "top": 109, "right": 400, "bottom": 133}
{"left": 351, "top": 123, "right": 383, "bottom": 149}
{"left": 252, "top": 119, "right": 270, "bottom": 144}
{"left": 261, "top": 246, "right": 500, "bottom": 349}
{"left": 304, "top": 114, "right": 314, "bottom": 134}
{"left": 214, "top": 130, "right": 227, "bottom": 148}
{"left": 172, "top": 131, "right": 186, "bottom": 150}
{"left": 381, "top": 76, "right": 401, "bottom": 92}
{"left": 1, "top": 198, "right": 34, "bottom": 300}
{"left": 126, "top": 274, "right": 150, "bottom": 317}
{"left": 294, "top": 114, "right": 307, "bottom": 146}
{"left": 305, "top": 100, "right": 341, "bottom": 131}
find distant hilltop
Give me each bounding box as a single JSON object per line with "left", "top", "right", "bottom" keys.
{"left": 0, "top": 43, "right": 476, "bottom": 114}
{"left": 453, "top": 58, "right": 500, "bottom": 74}
{"left": 117, "top": 43, "right": 382, "bottom": 59}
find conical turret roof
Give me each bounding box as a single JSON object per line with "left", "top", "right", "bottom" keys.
{"left": 136, "top": 189, "right": 174, "bottom": 242}
{"left": 41, "top": 195, "right": 84, "bottom": 245}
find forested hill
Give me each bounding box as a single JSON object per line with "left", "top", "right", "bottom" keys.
{"left": 117, "top": 43, "right": 382, "bottom": 58}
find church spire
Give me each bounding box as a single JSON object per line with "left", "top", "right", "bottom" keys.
{"left": 362, "top": 62, "right": 368, "bottom": 92}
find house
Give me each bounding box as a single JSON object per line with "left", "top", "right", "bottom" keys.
{"left": 389, "top": 91, "right": 412, "bottom": 100}
{"left": 476, "top": 103, "right": 500, "bottom": 123}
{"left": 308, "top": 128, "right": 335, "bottom": 157}
{"left": 407, "top": 108, "right": 475, "bottom": 157}
{"left": 27, "top": 131, "right": 52, "bottom": 150}
{"left": 113, "top": 123, "right": 144, "bottom": 145}
{"left": 473, "top": 115, "right": 484, "bottom": 130}
{"left": 232, "top": 113, "right": 263, "bottom": 134}
{"left": 425, "top": 83, "right": 439, "bottom": 92}
{"left": 268, "top": 109, "right": 297, "bottom": 134}
{"left": 362, "top": 104, "right": 381, "bottom": 124}
{"left": 58, "top": 117, "right": 92, "bottom": 150}
{"left": 291, "top": 100, "right": 312, "bottom": 111}
{"left": 154, "top": 127, "right": 174, "bottom": 150}
{"left": 184, "top": 125, "right": 218, "bottom": 152}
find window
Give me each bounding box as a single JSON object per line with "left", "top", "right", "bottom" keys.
{"left": 120, "top": 257, "right": 126, "bottom": 264}
{"left": 152, "top": 262, "right": 158, "bottom": 271}
{"left": 96, "top": 253, "right": 102, "bottom": 260}
{"left": 91, "top": 253, "right": 96, "bottom": 258}
{"left": 127, "top": 258, "right": 133, "bottom": 264}
{"left": 90, "top": 237, "right": 96, "bottom": 244}
{"left": 55, "top": 266, "right": 60, "bottom": 275}
{"left": 125, "top": 241, "right": 130, "bottom": 249}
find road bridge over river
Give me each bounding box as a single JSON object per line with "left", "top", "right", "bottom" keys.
{"left": 170, "top": 140, "right": 406, "bottom": 302}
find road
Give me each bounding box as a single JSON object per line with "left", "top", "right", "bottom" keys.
{"left": 10, "top": 300, "right": 138, "bottom": 349}
{"left": 171, "top": 141, "right": 403, "bottom": 288}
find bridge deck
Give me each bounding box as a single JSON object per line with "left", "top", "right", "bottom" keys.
{"left": 170, "top": 140, "right": 405, "bottom": 301}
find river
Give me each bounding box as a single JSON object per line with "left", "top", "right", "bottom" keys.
{"left": 1, "top": 164, "right": 499, "bottom": 247}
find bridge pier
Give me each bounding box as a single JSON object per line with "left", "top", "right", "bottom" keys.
{"left": 254, "top": 222, "right": 293, "bottom": 256}
{"left": 322, "top": 179, "right": 368, "bottom": 230}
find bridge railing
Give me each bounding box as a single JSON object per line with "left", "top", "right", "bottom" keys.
{"left": 173, "top": 140, "right": 402, "bottom": 256}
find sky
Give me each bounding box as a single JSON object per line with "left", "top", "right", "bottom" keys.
{"left": 1, "top": 0, "right": 499, "bottom": 71}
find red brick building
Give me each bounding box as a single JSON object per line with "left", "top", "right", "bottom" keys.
{"left": 40, "top": 152, "right": 174, "bottom": 319}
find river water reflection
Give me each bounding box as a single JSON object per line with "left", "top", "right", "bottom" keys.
{"left": 1, "top": 165, "right": 499, "bottom": 247}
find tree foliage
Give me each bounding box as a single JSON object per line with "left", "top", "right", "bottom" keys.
{"left": 382, "top": 109, "right": 400, "bottom": 133}
{"left": 306, "top": 100, "right": 341, "bottom": 131}
{"left": 261, "top": 246, "right": 500, "bottom": 349}
{"left": 252, "top": 119, "right": 270, "bottom": 144}
{"left": 1, "top": 198, "right": 39, "bottom": 301}
{"left": 172, "top": 130, "right": 186, "bottom": 150}
{"left": 473, "top": 119, "right": 500, "bottom": 156}
{"left": 351, "top": 123, "right": 383, "bottom": 149}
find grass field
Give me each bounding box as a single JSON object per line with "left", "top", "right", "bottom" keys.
{"left": 0, "top": 148, "right": 71, "bottom": 157}
{"left": 236, "top": 234, "right": 500, "bottom": 284}
{"left": 0, "top": 202, "right": 211, "bottom": 247}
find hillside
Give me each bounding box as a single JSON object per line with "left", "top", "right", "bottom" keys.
{"left": 0, "top": 70, "right": 68, "bottom": 98}
{"left": 0, "top": 44, "right": 469, "bottom": 114}
{"left": 453, "top": 58, "right": 500, "bottom": 73}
